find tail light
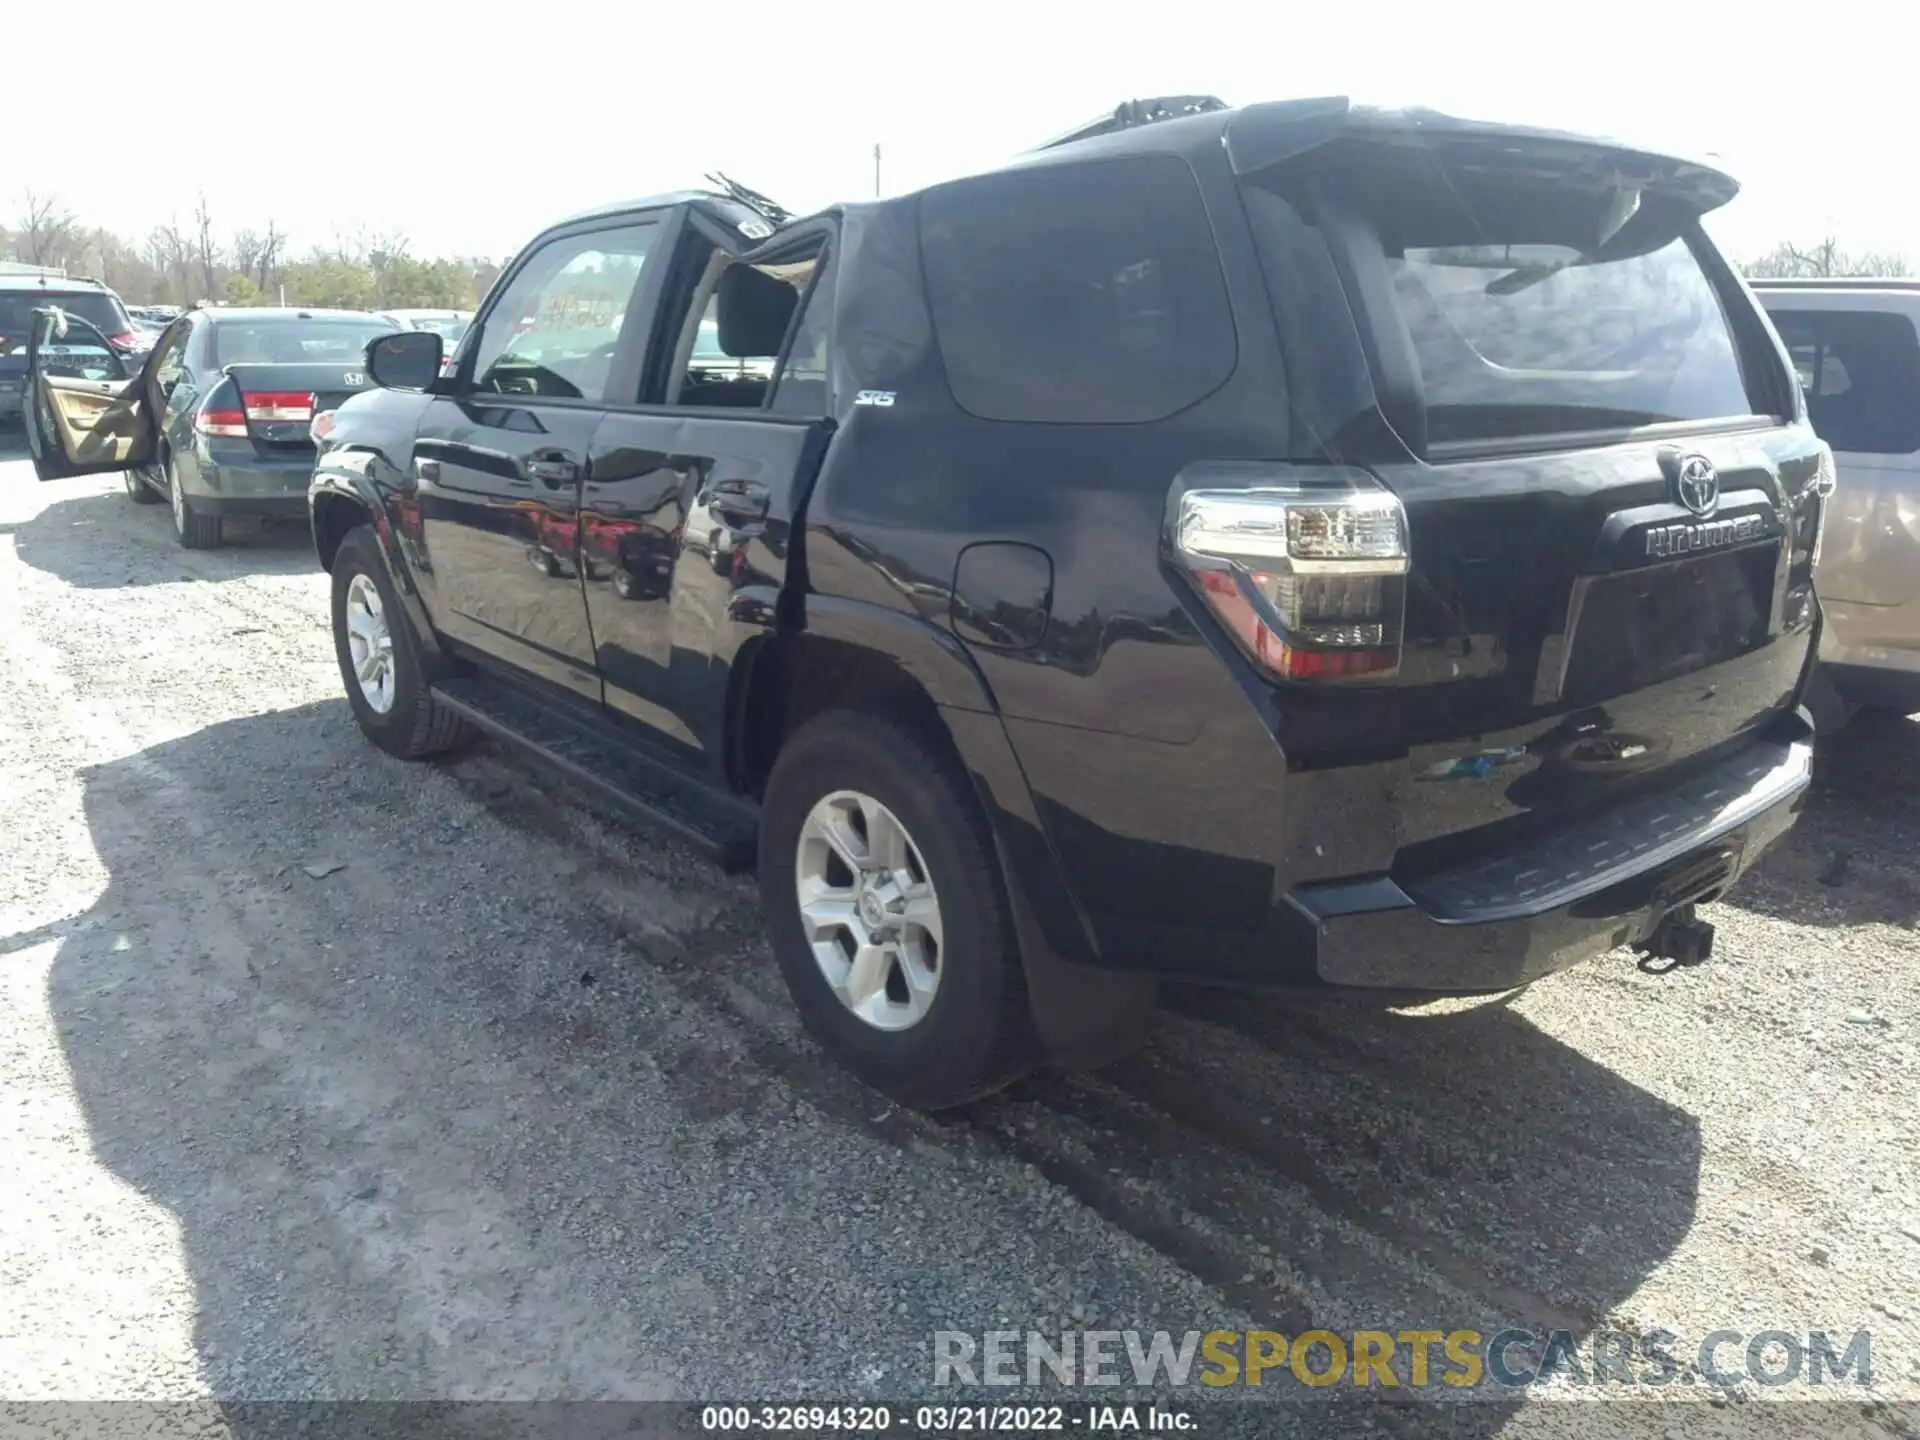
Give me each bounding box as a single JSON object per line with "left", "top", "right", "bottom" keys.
{"left": 310, "top": 409, "right": 337, "bottom": 446}
{"left": 195, "top": 377, "right": 247, "bottom": 438}
{"left": 195, "top": 405, "right": 248, "bottom": 438}
{"left": 1805, "top": 442, "right": 1837, "bottom": 567}
{"left": 105, "top": 331, "right": 140, "bottom": 352}
{"left": 243, "top": 390, "right": 315, "bottom": 423}
{"left": 1173, "top": 465, "right": 1409, "bottom": 684}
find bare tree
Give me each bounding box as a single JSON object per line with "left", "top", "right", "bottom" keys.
{"left": 1746, "top": 236, "right": 1912, "bottom": 279}
{"left": 365, "top": 229, "right": 411, "bottom": 305}
{"left": 257, "top": 218, "right": 285, "bottom": 292}
{"left": 192, "top": 192, "right": 220, "bottom": 304}
{"left": 231, "top": 227, "right": 264, "bottom": 280}
{"left": 145, "top": 220, "right": 192, "bottom": 307}
{"left": 16, "top": 189, "right": 77, "bottom": 267}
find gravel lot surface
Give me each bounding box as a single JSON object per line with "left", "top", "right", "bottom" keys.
{"left": 1, "top": 448, "right": 1915, "bottom": 1439}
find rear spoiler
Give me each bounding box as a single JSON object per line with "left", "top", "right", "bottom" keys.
{"left": 1224, "top": 96, "right": 1740, "bottom": 212}
{"left": 1031, "top": 95, "right": 1229, "bottom": 152}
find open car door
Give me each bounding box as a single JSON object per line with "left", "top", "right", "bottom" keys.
{"left": 22, "top": 306, "right": 158, "bottom": 481}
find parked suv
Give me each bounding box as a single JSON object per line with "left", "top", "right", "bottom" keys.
{"left": 1752, "top": 279, "right": 1920, "bottom": 717}
{"left": 25, "top": 97, "right": 1830, "bottom": 1110}
{"left": 1, "top": 273, "right": 148, "bottom": 424}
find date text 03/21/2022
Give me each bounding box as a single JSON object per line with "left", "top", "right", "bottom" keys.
{"left": 699, "top": 1404, "right": 1193, "bottom": 1432}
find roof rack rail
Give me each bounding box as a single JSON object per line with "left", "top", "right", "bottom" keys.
{"left": 1032, "top": 95, "right": 1229, "bottom": 152}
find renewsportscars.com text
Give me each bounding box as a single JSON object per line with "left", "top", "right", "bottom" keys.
{"left": 933, "top": 1328, "right": 1872, "bottom": 1391}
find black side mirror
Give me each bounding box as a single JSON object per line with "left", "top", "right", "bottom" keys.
{"left": 366, "top": 329, "right": 442, "bottom": 391}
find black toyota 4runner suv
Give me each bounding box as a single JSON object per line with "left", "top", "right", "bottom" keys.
{"left": 25, "top": 96, "right": 1832, "bottom": 1109}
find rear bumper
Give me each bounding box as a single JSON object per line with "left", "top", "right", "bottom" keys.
{"left": 184, "top": 451, "right": 312, "bottom": 517}
{"left": 1292, "top": 713, "right": 1814, "bottom": 993}
{"left": 1819, "top": 596, "right": 1920, "bottom": 711}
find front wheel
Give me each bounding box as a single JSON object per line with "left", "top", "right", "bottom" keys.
{"left": 759, "top": 710, "right": 1036, "bottom": 1109}
{"left": 330, "top": 525, "right": 474, "bottom": 759}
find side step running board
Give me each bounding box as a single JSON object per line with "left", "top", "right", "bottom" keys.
{"left": 431, "top": 677, "right": 759, "bottom": 874}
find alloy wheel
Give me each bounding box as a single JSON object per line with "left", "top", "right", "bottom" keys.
{"left": 343, "top": 572, "right": 397, "bottom": 714}
{"left": 167, "top": 457, "right": 185, "bottom": 534}
{"left": 794, "top": 790, "right": 943, "bottom": 1031}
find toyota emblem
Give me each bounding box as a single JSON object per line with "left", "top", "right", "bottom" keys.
{"left": 1674, "top": 454, "right": 1719, "bottom": 517}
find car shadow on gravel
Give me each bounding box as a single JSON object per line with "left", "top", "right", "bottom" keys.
{"left": 0, "top": 488, "right": 317, "bottom": 585}
{"left": 1723, "top": 708, "right": 1920, "bottom": 931}
{"left": 26, "top": 703, "right": 1701, "bottom": 1437}
{"left": 975, "top": 981, "right": 1701, "bottom": 1407}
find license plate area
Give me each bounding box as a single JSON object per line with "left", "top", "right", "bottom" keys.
{"left": 1557, "top": 544, "right": 1779, "bottom": 707}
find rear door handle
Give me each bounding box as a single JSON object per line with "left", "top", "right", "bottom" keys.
{"left": 707, "top": 478, "right": 770, "bottom": 523}
{"left": 527, "top": 457, "right": 578, "bottom": 488}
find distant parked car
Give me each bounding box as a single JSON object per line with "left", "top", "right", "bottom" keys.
{"left": 1, "top": 274, "right": 150, "bottom": 424}
{"left": 1754, "top": 279, "right": 1920, "bottom": 718}
{"left": 19, "top": 304, "right": 393, "bottom": 548}
{"left": 375, "top": 308, "right": 471, "bottom": 341}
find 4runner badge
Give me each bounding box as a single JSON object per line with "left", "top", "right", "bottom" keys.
{"left": 1646, "top": 513, "right": 1764, "bottom": 558}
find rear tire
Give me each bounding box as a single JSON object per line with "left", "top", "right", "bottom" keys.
{"left": 759, "top": 709, "right": 1036, "bottom": 1110}
{"left": 330, "top": 524, "right": 474, "bottom": 759}
{"left": 167, "top": 453, "right": 222, "bottom": 549}
{"left": 125, "top": 464, "right": 162, "bottom": 504}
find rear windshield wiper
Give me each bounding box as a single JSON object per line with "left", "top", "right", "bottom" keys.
{"left": 1485, "top": 258, "right": 1579, "bottom": 296}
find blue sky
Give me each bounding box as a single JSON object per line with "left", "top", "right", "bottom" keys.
{"left": 9, "top": 0, "right": 1914, "bottom": 266}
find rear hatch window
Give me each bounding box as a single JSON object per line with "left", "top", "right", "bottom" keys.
{"left": 1245, "top": 139, "right": 1773, "bottom": 451}
{"left": 1391, "top": 238, "right": 1756, "bottom": 444}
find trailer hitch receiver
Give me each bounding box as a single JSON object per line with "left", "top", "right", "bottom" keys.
{"left": 1636, "top": 902, "right": 1716, "bottom": 974}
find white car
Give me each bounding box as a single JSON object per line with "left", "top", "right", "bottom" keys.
{"left": 375, "top": 308, "right": 471, "bottom": 341}
{"left": 374, "top": 309, "right": 472, "bottom": 375}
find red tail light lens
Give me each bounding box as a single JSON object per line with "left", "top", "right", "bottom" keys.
{"left": 243, "top": 390, "right": 315, "bottom": 423}
{"left": 1806, "top": 442, "right": 1837, "bottom": 567}
{"left": 105, "top": 332, "right": 140, "bottom": 352}
{"left": 1174, "top": 467, "right": 1409, "bottom": 684}
{"left": 195, "top": 407, "right": 249, "bottom": 438}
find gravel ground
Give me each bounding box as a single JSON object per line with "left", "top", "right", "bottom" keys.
{"left": 0, "top": 449, "right": 1915, "bottom": 1440}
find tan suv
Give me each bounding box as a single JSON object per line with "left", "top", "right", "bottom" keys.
{"left": 1754, "top": 279, "right": 1920, "bottom": 719}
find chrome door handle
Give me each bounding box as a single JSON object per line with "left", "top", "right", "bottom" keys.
{"left": 527, "top": 457, "right": 577, "bottom": 487}
{"left": 707, "top": 478, "right": 770, "bottom": 523}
